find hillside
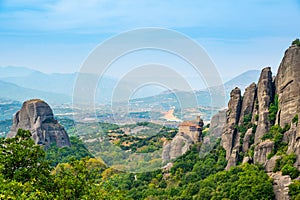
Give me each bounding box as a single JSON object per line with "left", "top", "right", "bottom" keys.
{"left": 0, "top": 80, "right": 70, "bottom": 104}
{"left": 0, "top": 66, "right": 36, "bottom": 78}
{"left": 0, "top": 66, "right": 260, "bottom": 106}
{"left": 130, "top": 70, "right": 261, "bottom": 108}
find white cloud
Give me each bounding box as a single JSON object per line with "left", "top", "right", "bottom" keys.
{"left": 0, "top": 0, "right": 215, "bottom": 32}
{"left": 0, "top": 0, "right": 299, "bottom": 37}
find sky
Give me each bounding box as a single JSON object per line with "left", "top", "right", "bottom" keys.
{"left": 0, "top": 0, "right": 300, "bottom": 82}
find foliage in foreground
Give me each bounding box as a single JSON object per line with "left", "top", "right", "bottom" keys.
{"left": 289, "top": 180, "right": 300, "bottom": 200}
{"left": 107, "top": 143, "right": 274, "bottom": 200}
{"left": 0, "top": 129, "right": 125, "bottom": 199}
{"left": 0, "top": 129, "right": 276, "bottom": 199}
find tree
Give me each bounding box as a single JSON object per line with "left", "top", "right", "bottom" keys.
{"left": 0, "top": 129, "right": 53, "bottom": 188}
{"left": 292, "top": 38, "right": 300, "bottom": 46}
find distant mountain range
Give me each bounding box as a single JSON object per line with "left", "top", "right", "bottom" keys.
{"left": 0, "top": 66, "right": 260, "bottom": 106}
{"left": 130, "top": 70, "right": 261, "bottom": 108}
{"left": 0, "top": 66, "right": 36, "bottom": 78}
{"left": 0, "top": 80, "right": 71, "bottom": 104}
{"left": 224, "top": 70, "right": 261, "bottom": 92}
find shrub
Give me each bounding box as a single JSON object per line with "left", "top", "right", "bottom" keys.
{"left": 289, "top": 180, "right": 300, "bottom": 199}
{"left": 262, "top": 132, "right": 274, "bottom": 140}
{"left": 292, "top": 114, "right": 298, "bottom": 124}
{"left": 292, "top": 38, "right": 300, "bottom": 46}
{"left": 282, "top": 164, "right": 299, "bottom": 179}
{"left": 268, "top": 95, "right": 279, "bottom": 125}
{"left": 243, "top": 114, "right": 252, "bottom": 124}
{"left": 236, "top": 125, "right": 247, "bottom": 134}
{"left": 255, "top": 114, "right": 259, "bottom": 121}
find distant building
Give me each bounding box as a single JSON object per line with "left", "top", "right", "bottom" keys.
{"left": 178, "top": 116, "right": 204, "bottom": 143}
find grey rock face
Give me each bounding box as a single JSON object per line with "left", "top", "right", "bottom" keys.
{"left": 209, "top": 109, "right": 226, "bottom": 138}
{"left": 162, "top": 117, "right": 203, "bottom": 162}
{"left": 162, "top": 134, "right": 193, "bottom": 162}
{"left": 242, "top": 128, "right": 253, "bottom": 152}
{"left": 242, "top": 156, "right": 251, "bottom": 164}
{"left": 238, "top": 83, "right": 257, "bottom": 126}
{"left": 275, "top": 45, "right": 300, "bottom": 170}
{"left": 219, "top": 45, "right": 300, "bottom": 199}
{"left": 221, "top": 87, "right": 242, "bottom": 169}
{"left": 253, "top": 139, "right": 274, "bottom": 164}
{"left": 255, "top": 67, "right": 274, "bottom": 143}
{"left": 265, "top": 155, "right": 281, "bottom": 173}
{"left": 269, "top": 172, "right": 292, "bottom": 200}
{"left": 7, "top": 99, "right": 71, "bottom": 147}
{"left": 285, "top": 124, "right": 300, "bottom": 170}
{"left": 275, "top": 46, "right": 300, "bottom": 127}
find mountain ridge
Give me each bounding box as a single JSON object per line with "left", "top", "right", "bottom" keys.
{"left": 0, "top": 66, "right": 261, "bottom": 105}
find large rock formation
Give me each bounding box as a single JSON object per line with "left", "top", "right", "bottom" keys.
{"left": 7, "top": 99, "right": 71, "bottom": 147}
{"left": 269, "top": 172, "right": 292, "bottom": 200}
{"left": 222, "top": 50, "right": 300, "bottom": 169}
{"left": 242, "top": 128, "right": 253, "bottom": 152}
{"left": 255, "top": 67, "right": 274, "bottom": 143}
{"left": 162, "top": 116, "right": 203, "bottom": 162}
{"left": 238, "top": 82, "right": 257, "bottom": 126}
{"left": 219, "top": 43, "right": 300, "bottom": 199}
{"left": 275, "top": 45, "right": 300, "bottom": 169}
{"left": 221, "top": 87, "right": 242, "bottom": 169}
{"left": 253, "top": 140, "right": 274, "bottom": 164}
{"left": 209, "top": 109, "right": 226, "bottom": 138}
{"left": 162, "top": 133, "right": 194, "bottom": 162}
{"left": 275, "top": 45, "right": 300, "bottom": 127}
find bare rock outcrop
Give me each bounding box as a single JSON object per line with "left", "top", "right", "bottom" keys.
{"left": 242, "top": 128, "right": 253, "bottom": 152}
{"left": 253, "top": 139, "right": 274, "bottom": 164}
{"left": 219, "top": 43, "right": 300, "bottom": 199}
{"left": 238, "top": 83, "right": 257, "bottom": 126}
{"left": 209, "top": 109, "right": 226, "bottom": 138}
{"left": 221, "top": 87, "right": 242, "bottom": 169}
{"left": 255, "top": 67, "right": 274, "bottom": 143}
{"left": 285, "top": 124, "right": 300, "bottom": 170}
{"left": 275, "top": 45, "right": 300, "bottom": 127}
{"left": 265, "top": 155, "right": 282, "bottom": 173}
{"left": 275, "top": 45, "right": 300, "bottom": 169}
{"left": 269, "top": 172, "right": 292, "bottom": 200}
{"left": 162, "top": 134, "right": 194, "bottom": 162}
{"left": 7, "top": 99, "right": 71, "bottom": 147}
{"left": 162, "top": 116, "right": 203, "bottom": 162}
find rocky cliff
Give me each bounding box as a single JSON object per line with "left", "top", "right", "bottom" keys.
{"left": 208, "top": 109, "right": 226, "bottom": 139}
{"left": 7, "top": 99, "right": 71, "bottom": 147}
{"left": 162, "top": 117, "right": 203, "bottom": 162}
{"left": 220, "top": 44, "right": 300, "bottom": 199}
{"left": 221, "top": 87, "right": 242, "bottom": 169}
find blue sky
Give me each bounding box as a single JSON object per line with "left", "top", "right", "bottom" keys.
{"left": 0, "top": 0, "right": 300, "bottom": 82}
